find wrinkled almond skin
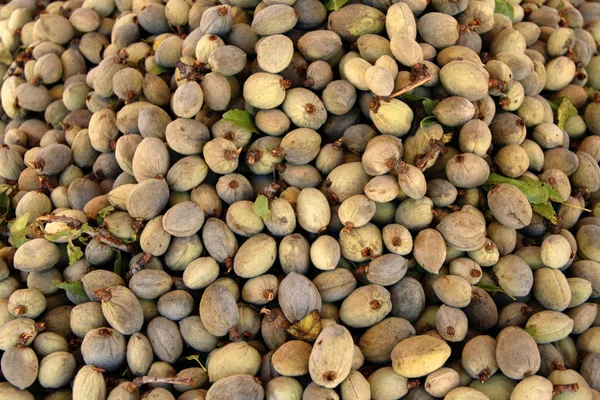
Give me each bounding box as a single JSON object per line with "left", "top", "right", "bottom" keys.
{"left": 279, "top": 272, "right": 322, "bottom": 323}
{"left": 100, "top": 286, "right": 144, "bottom": 336}
{"left": 436, "top": 211, "right": 487, "bottom": 251}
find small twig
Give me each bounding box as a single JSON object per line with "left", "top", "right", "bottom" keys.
{"left": 36, "top": 214, "right": 136, "bottom": 253}
{"left": 126, "top": 252, "right": 153, "bottom": 280}
{"left": 133, "top": 376, "right": 194, "bottom": 388}
{"left": 89, "top": 229, "right": 136, "bottom": 253}
{"left": 370, "top": 66, "right": 431, "bottom": 114}
{"left": 414, "top": 133, "right": 453, "bottom": 170}
{"left": 37, "top": 214, "right": 83, "bottom": 228}
{"left": 384, "top": 73, "right": 431, "bottom": 101}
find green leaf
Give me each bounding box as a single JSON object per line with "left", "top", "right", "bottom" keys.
{"left": 475, "top": 284, "right": 516, "bottom": 300}
{"left": 96, "top": 205, "right": 115, "bottom": 225}
{"left": 0, "top": 191, "right": 9, "bottom": 224}
{"left": 44, "top": 222, "right": 89, "bottom": 242}
{"left": 44, "top": 230, "right": 70, "bottom": 242}
{"left": 72, "top": 223, "right": 91, "bottom": 239}
{"left": 548, "top": 99, "right": 559, "bottom": 111}
{"left": 532, "top": 203, "right": 558, "bottom": 225}
{"left": 67, "top": 239, "right": 84, "bottom": 266}
{"left": 484, "top": 173, "right": 562, "bottom": 205}
{"left": 9, "top": 212, "right": 30, "bottom": 248}
{"left": 121, "top": 234, "right": 137, "bottom": 244}
{"left": 422, "top": 99, "right": 438, "bottom": 116}
{"left": 149, "top": 64, "right": 171, "bottom": 75}
{"left": 584, "top": 86, "right": 598, "bottom": 99}
{"left": 556, "top": 97, "right": 578, "bottom": 130}
{"left": 402, "top": 92, "right": 429, "bottom": 102}
{"left": 494, "top": 0, "right": 514, "bottom": 19}
{"left": 55, "top": 280, "right": 87, "bottom": 297}
{"left": 322, "top": 0, "right": 348, "bottom": 11}
{"left": 253, "top": 195, "right": 271, "bottom": 220}
{"left": 419, "top": 115, "right": 438, "bottom": 132}
{"left": 10, "top": 212, "right": 29, "bottom": 231}
{"left": 222, "top": 109, "right": 259, "bottom": 133}
{"left": 181, "top": 354, "right": 207, "bottom": 371}
{"left": 287, "top": 310, "right": 322, "bottom": 341}
{"left": 113, "top": 250, "right": 123, "bottom": 276}
{"left": 0, "top": 184, "right": 13, "bottom": 194}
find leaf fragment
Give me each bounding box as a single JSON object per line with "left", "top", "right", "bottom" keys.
{"left": 44, "top": 230, "right": 69, "bottom": 242}
{"left": 222, "top": 109, "right": 259, "bottom": 133}
{"left": 474, "top": 284, "right": 516, "bottom": 300}
{"left": 422, "top": 99, "right": 438, "bottom": 116}
{"left": 401, "top": 94, "right": 438, "bottom": 120}
{"left": 322, "top": 0, "right": 348, "bottom": 11}
{"left": 97, "top": 205, "right": 115, "bottom": 225}
{"left": 532, "top": 203, "right": 558, "bottom": 225}
{"left": 419, "top": 116, "right": 438, "bottom": 132}
{"left": 149, "top": 64, "right": 172, "bottom": 75}
{"left": 55, "top": 280, "right": 87, "bottom": 297}
{"left": 67, "top": 239, "right": 84, "bottom": 266}
{"left": 484, "top": 173, "right": 563, "bottom": 224}
{"left": 556, "top": 97, "right": 578, "bottom": 130}
{"left": 494, "top": 0, "right": 514, "bottom": 19}
{"left": 44, "top": 222, "right": 89, "bottom": 242}
{"left": 286, "top": 310, "right": 322, "bottom": 341}
{"left": 9, "top": 212, "right": 30, "bottom": 248}
{"left": 584, "top": 86, "right": 598, "bottom": 99}
{"left": 181, "top": 354, "right": 207, "bottom": 371}
{"left": 0, "top": 184, "right": 13, "bottom": 194}
{"left": 113, "top": 250, "right": 123, "bottom": 276}
{"left": 253, "top": 195, "right": 271, "bottom": 220}
{"left": 485, "top": 173, "right": 562, "bottom": 205}
{"left": 402, "top": 92, "right": 429, "bottom": 102}
{"left": 0, "top": 191, "right": 10, "bottom": 224}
